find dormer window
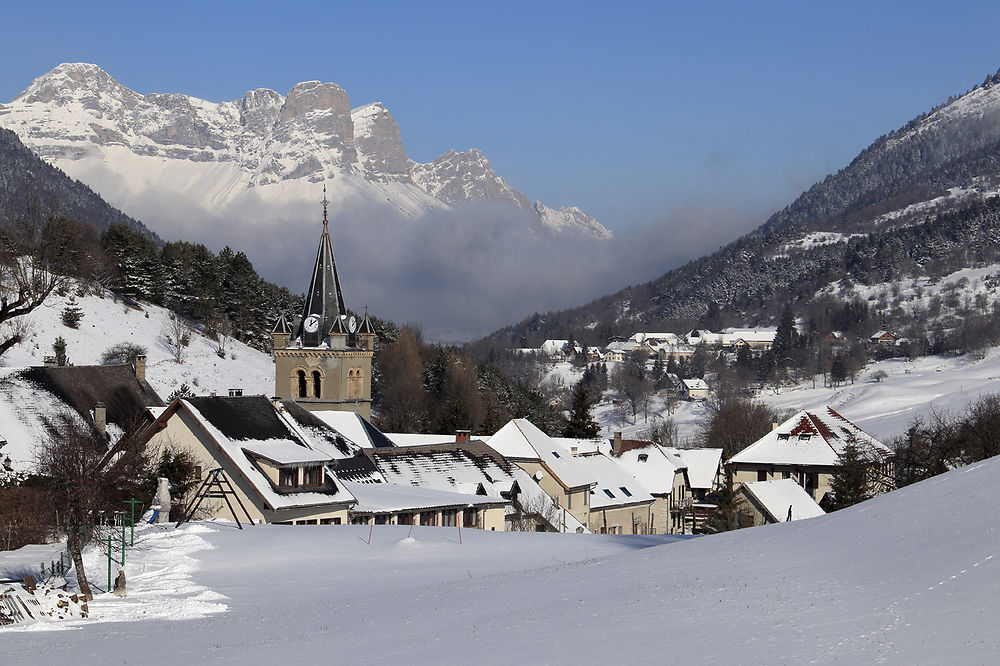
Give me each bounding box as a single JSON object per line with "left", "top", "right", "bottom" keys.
{"left": 303, "top": 466, "right": 323, "bottom": 486}
{"left": 777, "top": 433, "right": 790, "bottom": 440}
{"left": 279, "top": 467, "right": 299, "bottom": 487}
{"left": 798, "top": 434, "right": 811, "bottom": 441}
{"left": 637, "top": 453, "right": 648, "bottom": 462}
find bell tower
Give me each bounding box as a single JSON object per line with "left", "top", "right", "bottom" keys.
{"left": 271, "top": 188, "right": 374, "bottom": 417}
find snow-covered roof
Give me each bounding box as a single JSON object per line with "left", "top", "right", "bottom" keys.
{"left": 728, "top": 407, "right": 892, "bottom": 467}
{"left": 488, "top": 419, "right": 595, "bottom": 490}
{"left": 682, "top": 378, "right": 709, "bottom": 391}
{"left": 384, "top": 433, "right": 458, "bottom": 447}
{"left": 309, "top": 410, "right": 396, "bottom": 449}
{"left": 342, "top": 480, "right": 506, "bottom": 514}
{"left": 241, "top": 440, "right": 333, "bottom": 465}
{"left": 550, "top": 436, "right": 602, "bottom": 455}
{"left": 629, "top": 332, "right": 681, "bottom": 345}
{"left": 539, "top": 340, "right": 570, "bottom": 355}
{"left": 721, "top": 327, "right": 777, "bottom": 343}
{"left": 603, "top": 441, "right": 685, "bottom": 495}
{"left": 365, "top": 441, "right": 518, "bottom": 496}
{"left": 741, "top": 479, "right": 825, "bottom": 522}
{"left": 173, "top": 397, "right": 357, "bottom": 511}
{"left": 671, "top": 448, "right": 723, "bottom": 490}
{"left": 0, "top": 364, "right": 163, "bottom": 472}
{"left": 575, "top": 452, "right": 655, "bottom": 510}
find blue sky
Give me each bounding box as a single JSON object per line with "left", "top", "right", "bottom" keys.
{"left": 2, "top": 1, "right": 999, "bottom": 236}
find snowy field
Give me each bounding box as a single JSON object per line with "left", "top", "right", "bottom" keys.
{"left": 3, "top": 455, "right": 999, "bottom": 663}
{"left": 1, "top": 285, "right": 275, "bottom": 399}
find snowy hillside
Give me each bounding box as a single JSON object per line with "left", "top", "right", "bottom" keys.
{"left": 3, "top": 453, "right": 1000, "bottom": 662}
{"left": 0, "top": 63, "right": 611, "bottom": 239}
{"left": 2, "top": 285, "right": 274, "bottom": 401}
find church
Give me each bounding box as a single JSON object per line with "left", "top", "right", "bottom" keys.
{"left": 271, "top": 195, "right": 375, "bottom": 418}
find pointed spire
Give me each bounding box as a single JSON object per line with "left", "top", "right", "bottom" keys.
{"left": 297, "top": 190, "right": 348, "bottom": 346}
{"left": 272, "top": 314, "right": 291, "bottom": 334}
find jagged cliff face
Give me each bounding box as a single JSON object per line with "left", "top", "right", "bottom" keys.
{"left": 0, "top": 63, "right": 610, "bottom": 238}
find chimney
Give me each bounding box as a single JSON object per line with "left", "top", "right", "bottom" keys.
{"left": 455, "top": 429, "right": 471, "bottom": 443}
{"left": 613, "top": 431, "right": 623, "bottom": 456}
{"left": 134, "top": 354, "right": 147, "bottom": 383}
{"left": 94, "top": 402, "right": 107, "bottom": 436}
{"left": 771, "top": 421, "right": 779, "bottom": 431}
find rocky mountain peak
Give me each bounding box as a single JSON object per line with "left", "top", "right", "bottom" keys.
{"left": 352, "top": 102, "right": 410, "bottom": 178}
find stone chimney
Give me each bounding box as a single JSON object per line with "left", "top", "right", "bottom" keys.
{"left": 455, "top": 429, "right": 471, "bottom": 443}
{"left": 771, "top": 420, "right": 779, "bottom": 431}
{"left": 613, "top": 431, "right": 623, "bottom": 456}
{"left": 134, "top": 354, "right": 147, "bottom": 383}
{"left": 94, "top": 402, "right": 107, "bottom": 436}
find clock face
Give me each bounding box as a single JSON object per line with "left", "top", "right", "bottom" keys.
{"left": 304, "top": 315, "right": 320, "bottom": 333}
{"left": 348, "top": 315, "right": 357, "bottom": 333}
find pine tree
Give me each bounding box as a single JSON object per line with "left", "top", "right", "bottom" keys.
{"left": 703, "top": 469, "right": 750, "bottom": 534}
{"left": 828, "top": 441, "right": 872, "bottom": 510}
{"left": 52, "top": 336, "right": 68, "bottom": 366}
{"left": 563, "top": 381, "right": 600, "bottom": 438}
{"left": 61, "top": 297, "right": 83, "bottom": 328}
{"left": 772, "top": 304, "right": 797, "bottom": 360}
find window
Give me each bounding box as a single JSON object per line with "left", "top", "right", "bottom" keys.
{"left": 279, "top": 467, "right": 299, "bottom": 487}
{"left": 320, "top": 518, "right": 340, "bottom": 525}
{"left": 464, "top": 508, "right": 478, "bottom": 527}
{"left": 442, "top": 509, "right": 457, "bottom": 527}
{"left": 351, "top": 515, "right": 368, "bottom": 525}
{"left": 637, "top": 454, "right": 648, "bottom": 462}
{"left": 193, "top": 465, "right": 202, "bottom": 480}
{"left": 777, "top": 433, "right": 790, "bottom": 440}
{"left": 757, "top": 470, "right": 768, "bottom": 482}
{"left": 297, "top": 370, "right": 307, "bottom": 398}
{"left": 619, "top": 487, "right": 632, "bottom": 497}
{"left": 303, "top": 466, "right": 323, "bottom": 486}
{"left": 567, "top": 493, "right": 572, "bottom": 509}
{"left": 551, "top": 451, "right": 561, "bottom": 458}
{"left": 397, "top": 513, "right": 413, "bottom": 526}
{"left": 374, "top": 514, "right": 389, "bottom": 525}
{"left": 798, "top": 434, "right": 811, "bottom": 441}
{"left": 584, "top": 491, "right": 588, "bottom": 506}
{"left": 313, "top": 371, "right": 322, "bottom": 398}
{"left": 420, "top": 511, "right": 437, "bottom": 526}
{"left": 782, "top": 471, "right": 791, "bottom": 479}
{"left": 603, "top": 489, "right": 615, "bottom": 499}
{"left": 295, "top": 519, "right": 317, "bottom": 525}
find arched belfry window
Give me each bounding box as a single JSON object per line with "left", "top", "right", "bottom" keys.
{"left": 297, "top": 370, "right": 307, "bottom": 398}
{"left": 313, "top": 370, "right": 322, "bottom": 398}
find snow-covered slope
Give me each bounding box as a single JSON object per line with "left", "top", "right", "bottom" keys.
{"left": 1, "top": 284, "right": 274, "bottom": 402}
{"left": 3, "top": 452, "right": 1000, "bottom": 662}
{"left": 0, "top": 63, "right": 610, "bottom": 238}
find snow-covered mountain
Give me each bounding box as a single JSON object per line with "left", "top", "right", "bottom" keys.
{"left": 0, "top": 63, "right": 610, "bottom": 239}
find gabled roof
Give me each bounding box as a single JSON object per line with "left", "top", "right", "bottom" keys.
{"left": 296, "top": 214, "right": 348, "bottom": 346}
{"left": 671, "top": 447, "right": 723, "bottom": 490}
{"left": 309, "top": 410, "right": 396, "bottom": 449}
{"left": 603, "top": 440, "right": 685, "bottom": 495}
{"left": 682, "top": 378, "right": 709, "bottom": 390}
{"left": 740, "top": 479, "right": 825, "bottom": 522}
{"left": 728, "top": 407, "right": 891, "bottom": 467}
{"left": 365, "top": 440, "right": 517, "bottom": 496}
{"left": 359, "top": 312, "right": 376, "bottom": 335}
{"left": 575, "top": 452, "right": 655, "bottom": 509}
{"left": 275, "top": 400, "right": 361, "bottom": 459}
{"left": 487, "top": 419, "right": 595, "bottom": 490}
{"left": 0, "top": 364, "right": 164, "bottom": 471}
{"left": 168, "top": 397, "right": 356, "bottom": 511}
{"left": 343, "top": 480, "right": 507, "bottom": 514}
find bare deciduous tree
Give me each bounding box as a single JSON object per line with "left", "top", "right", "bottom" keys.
{"left": 162, "top": 312, "right": 190, "bottom": 364}
{"left": 0, "top": 238, "right": 64, "bottom": 357}
{"left": 35, "top": 415, "right": 153, "bottom": 600}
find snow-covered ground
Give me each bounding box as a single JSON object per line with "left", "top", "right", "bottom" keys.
{"left": 3, "top": 454, "right": 1000, "bottom": 662}
{"left": 1, "top": 285, "right": 274, "bottom": 400}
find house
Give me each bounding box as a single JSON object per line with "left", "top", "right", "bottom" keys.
{"left": 575, "top": 451, "right": 657, "bottom": 534}
{"left": 0, "top": 360, "right": 163, "bottom": 472}
{"left": 737, "top": 479, "right": 825, "bottom": 526}
{"left": 681, "top": 378, "right": 710, "bottom": 400}
{"left": 720, "top": 328, "right": 777, "bottom": 350}
{"left": 671, "top": 447, "right": 723, "bottom": 532}
{"left": 869, "top": 330, "right": 896, "bottom": 346}
{"left": 602, "top": 433, "right": 689, "bottom": 534}
{"left": 362, "top": 440, "right": 584, "bottom": 532}
{"left": 539, "top": 339, "right": 570, "bottom": 360}
{"left": 486, "top": 419, "right": 596, "bottom": 527}
{"left": 586, "top": 347, "right": 604, "bottom": 362}
{"left": 727, "top": 407, "right": 894, "bottom": 503}
{"left": 140, "top": 395, "right": 361, "bottom": 525}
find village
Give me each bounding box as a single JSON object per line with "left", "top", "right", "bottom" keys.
{"left": 0, "top": 211, "right": 898, "bottom": 562}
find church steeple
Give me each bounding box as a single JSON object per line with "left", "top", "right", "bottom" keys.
{"left": 298, "top": 186, "right": 347, "bottom": 347}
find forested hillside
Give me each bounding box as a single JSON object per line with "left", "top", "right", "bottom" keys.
{"left": 475, "top": 69, "right": 1000, "bottom": 351}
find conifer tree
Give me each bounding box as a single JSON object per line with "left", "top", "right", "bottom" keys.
{"left": 828, "top": 440, "right": 873, "bottom": 510}
{"left": 61, "top": 296, "right": 83, "bottom": 328}
{"left": 563, "top": 381, "right": 600, "bottom": 438}
{"left": 703, "top": 468, "right": 750, "bottom": 534}
{"left": 52, "top": 336, "right": 68, "bottom": 366}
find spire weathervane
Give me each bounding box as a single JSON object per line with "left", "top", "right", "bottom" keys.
{"left": 322, "top": 184, "right": 329, "bottom": 228}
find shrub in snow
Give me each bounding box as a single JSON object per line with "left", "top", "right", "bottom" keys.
{"left": 101, "top": 342, "right": 147, "bottom": 366}
{"left": 52, "top": 337, "right": 68, "bottom": 367}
